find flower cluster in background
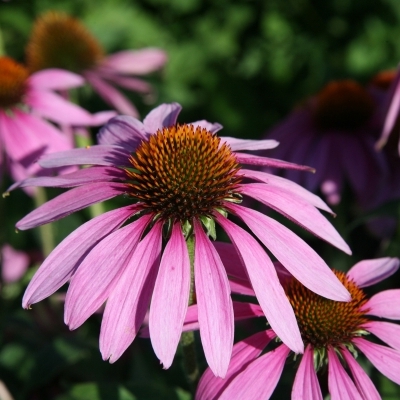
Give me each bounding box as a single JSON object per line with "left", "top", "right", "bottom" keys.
{"left": 1, "top": 1, "right": 400, "bottom": 400}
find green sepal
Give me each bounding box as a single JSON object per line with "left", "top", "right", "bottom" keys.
{"left": 200, "top": 216, "right": 216, "bottom": 240}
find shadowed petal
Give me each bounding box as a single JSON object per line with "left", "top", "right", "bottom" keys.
{"left": 143, "top": 103, "right": 182, "bottom": 134}
{"left": 213, "top": 241, "right": 248, "bottom": 282}
{"left": 328, "top": 348, "right": 362, "bottom": 399}
{"left": 149, "top": 223, "right": 190, "bottom": 369}
{"left": 219, "top": 344, "right": 290, "bottom": 400}
{"left": 228, "top": 204, "right": 350, "bottom": 301}
{"left": 22, "top": 205, "right": 138, "bottom": 308}
{"left": 64, "top": 215, "right": 151, "bottom": 329}
{"left": 341, "top": 347, "right": 381, "bottom": 400}
{"left": 353, "top": 338, "right": 400, "bottom": 385}
{"left": 347, "top": 258, "right": 399, "bottom": 288}
{"left": 241, "top": 183, "right": 351, "bottom": 254}
{"left": 101, "top": 74, "right": 152, "bottom": 94}
{"left": 196, "top": 330, "right": 275, "bottom": 400}
{"left": 16, "top": 182, "right": 127, "bottom": 230}
{"left": 364, "top": 289, "right": 400, "bottom": 319}
{"left": 223, "top": 137, "right": 279, "bottom": 151}
{"left": 215, "top": 213, "right": 303, "bottom": 354}
{"left": 192, "top": 120, "right": 223, "bottom": 133}
{"left": 292, "top": 345, "right": 322, "bottom": 400}
{"left": 194, "top": 220, "right": 234, "bottom": 377}
{"left": 29, "top": 69, "right": 84, "bottom": 90}
{"left": 366, "top": 321, "right": 400, "bottom": 351}
{"left": 100, "top": 223, "right": 162, "bottom": 363}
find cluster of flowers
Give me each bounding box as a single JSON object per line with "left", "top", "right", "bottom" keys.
{"left": 2, "top": 9, "right": 400, "bottom": 400}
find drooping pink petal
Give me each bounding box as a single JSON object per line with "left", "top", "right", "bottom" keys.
{"left": 194, "top": 220, "right": 234, "bottom": 377}
{"left": 38, "top": 145, "right": 131, "bottom": 168}
{"left": 219, "top": 344, "right": 290, "bottom": 400}
{"left": 347, "top": 258, "right": 399, "bottom": 288}
{"left": 341, "top": 346, "right": 381, "bottom": 400}
{"left": 22, "top": 205, "right": 138, "bottom": 308}
{"left": 149, "top": 223, "right": 190, "bottom": 369}
{"left": 97, "top": 115, "right": 147, "bottom": 149}
{"left": 222, "top": 137, "right": 279, "bottom": 151}
{"left": 84, "top": 72, "right": 139, "bottom": 117}
{"left": 328, "top": 347, "right": 362, "bottom": 400}
{"left": 100, "top": 49, "right": 167, "bottom": 75}
{"left": 8, "top": 166, "right": 126, "bottom": 191}
{"left": 229, "top": 278, "right": 255, "bottom": 296}
{"left": 228, "top": 203, "right": 350, "bottom": 301}
{"left": 100, "top": 223, "right": 163, "bottom": 363}
{"left": 213, "top": 241, "right": 248, "bottom": 282}
{"left": 364, "top": 289, "right": 400, "bottom": 319}
{"left": 99, "top": 74, "right": 152, "bottom": 94}
{"left": 353, "top": 337, "right": 400, "bottom": 385}
{"left": 241, "top": 169, "right": 333, "bottom": 213}
{"left": 65, "top": 214, "right": 151, "bottom": 329}
{"left": 235, "top": 152, "right": 315, "bottom": 172}
{"left": 16, "top": 182, "right": 127, "bottom": 230}
{"left": 143, "top": 102, "right": 182, "bottom": 134}
{"left": 215, "top": 213, "right": 303, "bottom": 354}
{"left": 1, "top": 245, "right": 29, "bottom": 283}
{"left": 195, "top": 330, "right": 275, "bottom": 400}
{"left": 28, "top": 69, "right": 84, "bottom": 90}
{"left": 191, "top": 120, "right": 223, "bottom": 133}
{"left": 241, "top": 183, "right": 351, "bottom": 254}
{"left": 91, "top": 111, "right": 117, "bottom": 125}
{"left": 366, "top": 321, "right": 400, "bottom": 351}
{"left": 292, "top": 345, "right": 322, "bottom": 400}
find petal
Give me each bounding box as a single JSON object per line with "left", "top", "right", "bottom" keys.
{"left": 241, "top": 183, "right": 351, "bottom": 254}
{"left": 366, "top": 321, "right": 400, "bottom": 351}
{"left": 213, "top": 241, "right": 248, "bottom": 282}
{"left": 28, "top": 69, "right": 84, "bottom": 90}
{"left": 100, "top": 48, "right": 167, "bottom": 75}
{"left": 1, "top": 245, "right": 29, "bottom": 283}
{"left": 97, "top": 115, "right": 146, "bottom": 150}
{"left": 241, "top": 169, "right": 333, "bottom": 213}
{"left": 38, "top": 145, "right": 131, "bottom": 168}
{"left": 143, "top": 103, "right": 182, "bottom": 134}
{"left": 292, "top": 345, "right": 322, "bottom": 400}
{"left": 222, "top": 137, "right": 279, "bottom": 151}
{"left": 65, "top": 215, "right": 151, "bottom": 329}
{"left": 219, "top": 344, "right": 290, "bottom": 400}
{"left": 328, "top": 348, "right": 362, "bottom": 400}
{"left": 16, "top": 182, "right": 127, "bottom": 230}
{"left": 100, "top": 74, "right": 152, "bottom": 94}
{"left": 195, "top": 330, "right": 275, "bottom": 400}
{"left": 229, "top": 278, "right": 255, "bottom": 296}
{"left": 215, "top": 213, "right": 303, "bottom": 354}
{"left": 353, "top": 337, "right": 400, "bottom": 385}
{"left": 235, "top": 152, "right": 315, "bottom": 172}
{"left": 341, "top": 346, "right": 381, "bottom": 400}
{"left": 194, "top": 220, "right": 234, "bottom": 377}
{"left": 149, "top": 223, "right": 190, "bottom": 369}
{"left": 347, "top": 258, "right": 399, "bottom": 288}
{"left": 100, "top": 223, "right": 162, "bottom": 363}
{"left": 191, "top": 120, "right": 223, "bottom": 133}
{"left": 364, "top": 289, "right": 400, "bottom": 319}
{"left": 22, "top": 205, "right": 138, "bottom": 308}
{"left": 227, "top": 204, "right": 350, "bottom": 301}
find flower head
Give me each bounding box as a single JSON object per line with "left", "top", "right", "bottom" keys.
{"left": 265, "top": 79, "right": 387, "bottom": 206}
{"left": 11, "top": 103, "right": 351, "bottom": 377}
{"left": 196, "top": 257, "right": 400, "bottom": 399}
{"left": 26, "top": 11, "right": 167, "bottom": 117}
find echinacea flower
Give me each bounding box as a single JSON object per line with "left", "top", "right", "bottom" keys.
{"left": 10, "top": 103, "right": 351, "bottom": 377}
{"left": 26, "top": 11, "right": 167, "bottom": 117}
{"left": 264, "top": 79, "right": 387, "bottom": 206}
{"left": 196, "top": 256, "right": 400, "bottom": 399}
{"left": 0, "top": 56, "right": 113, "bottom": 184}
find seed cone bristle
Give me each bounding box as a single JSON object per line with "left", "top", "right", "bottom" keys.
{"left": 0, "top": 57, "right": 28, "bottom": 109}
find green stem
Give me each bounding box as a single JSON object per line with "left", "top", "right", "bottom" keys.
{"left": 33, "top": 187, "right": 55, "bottom": 257}
{"left": 180, "top": 234, "right": 199, "bottom": 389}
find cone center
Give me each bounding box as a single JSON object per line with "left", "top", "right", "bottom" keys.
{"left": 0, "top": 57, "right": 28, "bottom": 109}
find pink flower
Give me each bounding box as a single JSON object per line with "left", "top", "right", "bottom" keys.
{"left": 11, "top": 103, "right": 351, "bottom": 377}
{"left": 264, "top": 79, "right": 388, "bottom": 206}
{"left": 0, "top": 56, "right": 114, "bottom": 184}
{"left": 26, "top": 11, "right": 167, "bottom": 117}
{"left": 1, "top": 244, "right": 29, "bottom": 283}
{"left": 196, "top": 256, "right": 400, "bottom": 399}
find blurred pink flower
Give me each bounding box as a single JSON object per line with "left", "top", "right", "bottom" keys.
{"left": 11, "top": 103, "right": 351, "bottom": 377}
{"left": 0, "top": 56, "right": 114, "bottom": 184}
{"left": 26, "top": 11, "right": 167, "bottom": 117}
{"left": 1, "top": 244, "right": 29, "bottom": 283}
{"left": 196, "top": 256, "right": 400, "bottom": 400}
{"left": 265, "top": 79, "right": 388, "bottom": 206}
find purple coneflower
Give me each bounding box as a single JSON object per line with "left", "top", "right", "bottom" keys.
{"left": 265, "top": 79, "right": 387, "bottom": 206}
{"left": 11, "top": 103, "right": 351, "bottom": 377}
{"left": 196, "top": 256, "right": 400, "bottom": 399}
{"left": 26, "top": 11, "right": 167, "bottom": 117}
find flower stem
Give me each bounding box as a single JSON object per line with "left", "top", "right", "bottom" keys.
{"left": 180, "top": 234, "right": 199, "bottom": 390}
